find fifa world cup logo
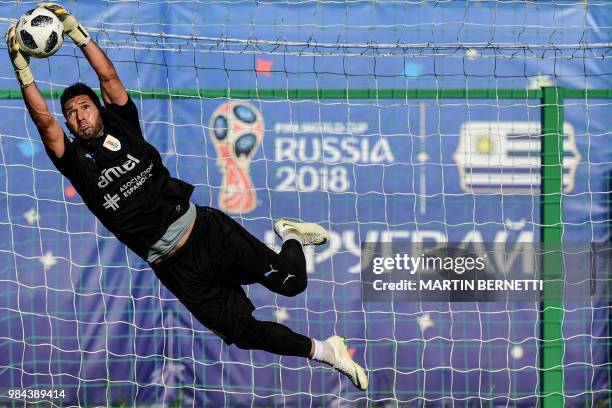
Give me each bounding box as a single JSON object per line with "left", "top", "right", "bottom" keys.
{"left": 209, "top": 101, "right": 264, "bottom": 214}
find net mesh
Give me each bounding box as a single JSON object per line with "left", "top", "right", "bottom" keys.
{"left": 0, "top": 1, "right": 611, "bottom": 406}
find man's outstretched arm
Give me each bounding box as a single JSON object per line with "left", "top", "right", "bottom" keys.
{"left": 38, "top": 2, "right": 129, "bottom": 106}
{"left": 5, "top": 23, "right": 64, "bottom": 158}
{"left": 81, "top": 41, "right": 129, "bottom": 107}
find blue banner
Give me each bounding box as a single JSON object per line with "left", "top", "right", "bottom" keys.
{"left": 1, "top": 1, "right": 610, "bottom": 406}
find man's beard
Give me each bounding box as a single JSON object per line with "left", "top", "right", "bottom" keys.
{"left": 77, "top": 118, "right": 104, "bottom": 140}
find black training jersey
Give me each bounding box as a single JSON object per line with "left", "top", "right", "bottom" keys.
{"left": 46, "top": 97, "right": 194, "bottom": 260}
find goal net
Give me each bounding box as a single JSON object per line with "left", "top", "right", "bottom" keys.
{"left": 1, "top": 1, "right": 611, "bottom": 406}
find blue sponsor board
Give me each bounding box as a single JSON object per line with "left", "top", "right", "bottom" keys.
{"left": 0, "top": 1, "right": 611, "bottom": 406}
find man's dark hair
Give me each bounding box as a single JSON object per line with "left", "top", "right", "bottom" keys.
{"left": 60, "top": 82, "right": 102, "bottom": 115}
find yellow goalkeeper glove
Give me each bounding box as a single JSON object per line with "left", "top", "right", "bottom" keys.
{"left": 5, "top": 23, "right": 33, "bottom": 88}
{"left": 37, "top": 2, "right": 90, "bottom": 48}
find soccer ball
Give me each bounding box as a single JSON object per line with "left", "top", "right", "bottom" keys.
{"left": 16, "top": 8, "right": 64, "bottom": 58}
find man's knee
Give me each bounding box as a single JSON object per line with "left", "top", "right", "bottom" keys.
{"left": 261, "top": 261, "right": 307, "bottom": 297}
{"left": 282, "top": 278, "right": 307, "bottom": 297}
{"left": 235, "top": 337, "right": 251, "bottom": 350}
{"left": 234, "top": 318, "right": 260, "bottom": 351}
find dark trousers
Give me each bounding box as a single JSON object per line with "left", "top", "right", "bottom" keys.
{"left": 151, "top": 206, "right": 312, "bottom": 357}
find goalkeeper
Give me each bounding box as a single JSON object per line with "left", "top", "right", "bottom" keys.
{"left": 6, "top": 3, "right": 367, "bottom": 391}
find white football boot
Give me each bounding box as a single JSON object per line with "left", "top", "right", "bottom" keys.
{"left": 274, "top": 219, "right": 329, "bottom": 246}
{"left": 326, "top": 335, "right": 369, "bottom": 391}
